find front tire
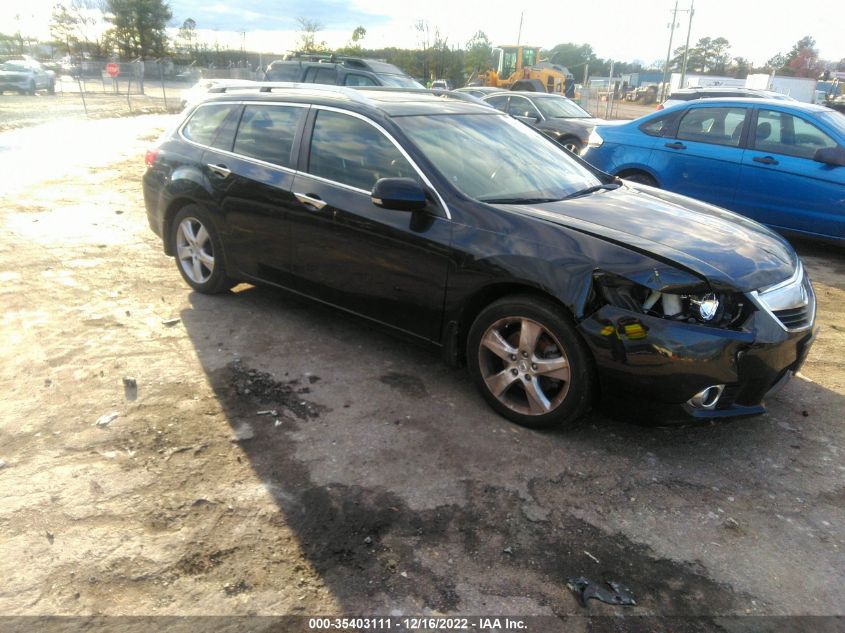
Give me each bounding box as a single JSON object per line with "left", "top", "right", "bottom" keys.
{"left": 559, "top": 137, "right": 584, "bottom": 155}
{"left": 170, "top": 205, "right": 234, "bottom": 294}
{"left": 467, "top": 295, "right": 595, "bottom": 429}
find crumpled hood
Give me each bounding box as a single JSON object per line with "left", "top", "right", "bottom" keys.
{"left": 500, "top": 184, "right": 797, "bottom": 292}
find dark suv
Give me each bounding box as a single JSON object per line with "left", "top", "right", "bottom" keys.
{"left": 143, "top": 85, "right": 816, "bottom": 428}
{"left": 264, "top": 55, "right": 422, "bottom": 88}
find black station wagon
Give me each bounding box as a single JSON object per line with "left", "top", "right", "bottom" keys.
{"left": 143, "top": 84, "right": 817, "bottom": 428}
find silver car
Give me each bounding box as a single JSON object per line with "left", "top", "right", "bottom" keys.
{"left": 0, "top": 59, "right": 56, "bottom": 95}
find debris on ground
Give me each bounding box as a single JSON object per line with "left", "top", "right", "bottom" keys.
{"left": 45, "top": 530, "right": 54, "bottom": 544}
{"left": 502, "top": 546, "right": 513, "bottom": 555}
{"left": 222, "top": 580, "right": 251, "bottom": 595}
{"left": 0, "top": 459, "right": 6, "bottom": 469}
{"left": 94, "top": 412, "right": 119, "bottom": 427}
{"left": 584, "top": 550, "right": 600, "bottom": 564}
{"left": 724, "top": 517, "right": 741, "bottom": 531}
{"left": 231, "top": 423, "right": 254, "bottom": 442}
{"left": 161, "top": 317, "right": 180, "bottom": 327}
{"left": 256, "top": 410, "right": 278, "bottom": 416}
{"left": 568, "top": 577, "right": 636, "bottom": 607}
{"left": 123, "top": 376, "right": 137, "bottom": 401}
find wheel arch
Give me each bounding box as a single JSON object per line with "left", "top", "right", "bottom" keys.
{"left": 615, "top": 166, "right": 661, "bottom": 187}
{"left": 444, "top": 281, "right": 577, "bottom": 367}
{"left": 162, "top": 197, "right": 198, "bottom": 256}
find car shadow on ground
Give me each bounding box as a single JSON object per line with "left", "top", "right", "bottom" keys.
{"left": 178, "top": 281, "right": 845, "bottom": 623}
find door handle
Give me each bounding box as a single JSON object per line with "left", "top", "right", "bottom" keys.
{"left": 664, "top": 141, "right": 686, "bottom": 150}
{"left": 207, "top": 163, "right": 231, "bottom": 178}
{"left": 294, "top": 192, "right": 327, "bottom": 210}
{"left": 752, "top": 155, "right": 779, "bottom": 165}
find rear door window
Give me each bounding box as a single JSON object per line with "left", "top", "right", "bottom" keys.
{"left": 507, "top": 96, "right": 541, "bottom": 119}
{"left": 182, "top": 103, "right": 242, "bottom": 148}
{"left": 676, "top": 106, "right": 748, "bottom": 147}
{"left": 304, "top": 66, "right": 338, "bottom": 84}
{"left": 344, "top": 73, "right": 377, "bottom": 86}
{"left": 485, "top": 95, "right": 509, "bottom": 112}
{"left": 306, "top": 110, "right": 414, "bottom": 191}
{"left": 232, "top": 104, "right": 306, "bottom": 168}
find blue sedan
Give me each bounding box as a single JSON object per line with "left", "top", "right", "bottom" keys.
{"left": 582, "top": 98, "right": 845, "bottom": 243}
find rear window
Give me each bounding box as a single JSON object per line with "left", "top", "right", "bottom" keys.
{"left": 667, "top": 92, "right": 697, "bottom": 101}
{"left": 182, "top": 103, "right": 241, "bottom": 147}
{"left": 233, "top": 105, "right": 306, "bottom": 168}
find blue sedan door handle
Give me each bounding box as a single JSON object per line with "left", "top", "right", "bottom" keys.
{"left": 664, "top": 141, "right": 686, "bottom": 150}
{"left": 752, "top": 155, "right": 779, "bottom": 165}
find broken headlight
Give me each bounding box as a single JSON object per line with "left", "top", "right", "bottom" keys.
{"left": 592, "top": 273, "right": 748, "bottom": 328}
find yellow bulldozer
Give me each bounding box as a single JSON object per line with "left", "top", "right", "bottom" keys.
{"left": 470, "top": 45, "right": 573, "bottom": 95}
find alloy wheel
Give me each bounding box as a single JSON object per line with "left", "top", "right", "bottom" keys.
{"left": 477, "top": 317, "right": 571, "bottom": 416}
{"left": 176, "top": 217, "right": 215, "bottom": 284}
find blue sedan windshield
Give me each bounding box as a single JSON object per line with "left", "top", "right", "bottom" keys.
{"left": 819, "top": 110, "right": 845, "bottom": 138}
{"left": 396, "top": 113, "right": 599, "bottom": 202}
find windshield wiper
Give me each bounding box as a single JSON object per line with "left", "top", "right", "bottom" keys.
{"left": 478, "top": 196, "right": 564, "bottom": 204}
{"left": 561, "top": 183, "right": 621, "bottom": 200}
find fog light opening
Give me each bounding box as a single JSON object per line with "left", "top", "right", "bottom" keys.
{"left": 687, "top": 384, "right": 725, "bottom": 410}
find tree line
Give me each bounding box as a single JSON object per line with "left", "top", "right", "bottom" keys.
{"left": 2, "top": 0, "right": 844, "bottom": 85}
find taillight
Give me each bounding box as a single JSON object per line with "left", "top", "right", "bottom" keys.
{"left": 656, "top": 104, "right": 664, "bottom": 110}
{"left": 144, "top": 147, "right": 159, "bottom": 168}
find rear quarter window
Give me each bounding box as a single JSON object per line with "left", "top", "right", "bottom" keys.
{"left": 266, "top": 63, "right": 300, "bottom": 81}
{"left": 182, "top": 104, "right": 241, "bottom": 148}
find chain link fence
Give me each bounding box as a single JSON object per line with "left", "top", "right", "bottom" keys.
{"left": 32, "top": 61, "right": 263, "bottom": 123}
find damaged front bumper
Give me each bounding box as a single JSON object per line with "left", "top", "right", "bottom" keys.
{"left": 578, "top": 304, "right": 818, "bottom": 421}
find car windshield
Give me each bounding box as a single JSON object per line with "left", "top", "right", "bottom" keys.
{"left": 819, "top": 110, "right": 845, "bottom": 137}
{"left": 1, "top": 62, "right": 29, "bottom": 72}
{"left": 396, "top": 113, "right": 599, "bottom": 202}
{"left": 378, "top": 74, "right": 424, "bottom": 88}
{"left": 533, "top": 97, "right": 592, "bottom": 119}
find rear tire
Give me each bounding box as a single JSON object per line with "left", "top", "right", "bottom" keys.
{"left": 619, "top": 171, "right": 657, "bottom": 187}
{"left": 170, "top": 205, "right": 235, "bottom": 294}
{"left": 467, "top": 295, "right": 595, "bottom": 429}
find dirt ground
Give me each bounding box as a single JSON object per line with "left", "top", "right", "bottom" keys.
{"left": 0, "top": 111, "right": 844, "bottom": 628}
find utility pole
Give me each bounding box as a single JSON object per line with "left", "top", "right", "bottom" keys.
{"left": 516, "top": 11, "right": 524, "bottom": 47}
{"left": 679, "top": 0, "right": 695, "bottom": 88}
{"left": 660, "top": 0, "right": 680, "bottom": 102}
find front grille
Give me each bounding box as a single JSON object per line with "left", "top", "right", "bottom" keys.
{"left": 753, "top": 263, "right": 815, "bottom": 332}
{"left": 774, "top": 305, "right": 813, "bottom": 330}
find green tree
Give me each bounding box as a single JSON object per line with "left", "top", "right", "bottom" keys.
{"left": 465, "top": 30, "right": 492, "bottom": 75}
{"left": 106, "top": 0, "right": 171, "bottom": 60}
{"left": 176, "top": 17, "right": 196, "bottom": 56}
{"left": 295, "top": 17, "right": 327, "bottom": 53}
{"left": 785, "top": 35, "right": 822, "bottom": 78}
{"left": 338, "top": 25, "right": 366, "bottom": 54}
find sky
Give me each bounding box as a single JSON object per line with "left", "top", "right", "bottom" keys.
{"left": 3, "top": 0, "right": 844, "bottom": 67}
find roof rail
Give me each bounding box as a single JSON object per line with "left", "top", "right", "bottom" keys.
{"left": 206, "top": 81, "right": 370, "bottom": 104}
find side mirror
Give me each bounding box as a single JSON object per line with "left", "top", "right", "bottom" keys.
{"left": 515, "top": 115, "right": 540, "bottom": 125}
{"left": 371, "top": 177, "right": 427, "bottom": 212}
{"left": 813, "top": 146, "right": 845, "bottom": 167}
